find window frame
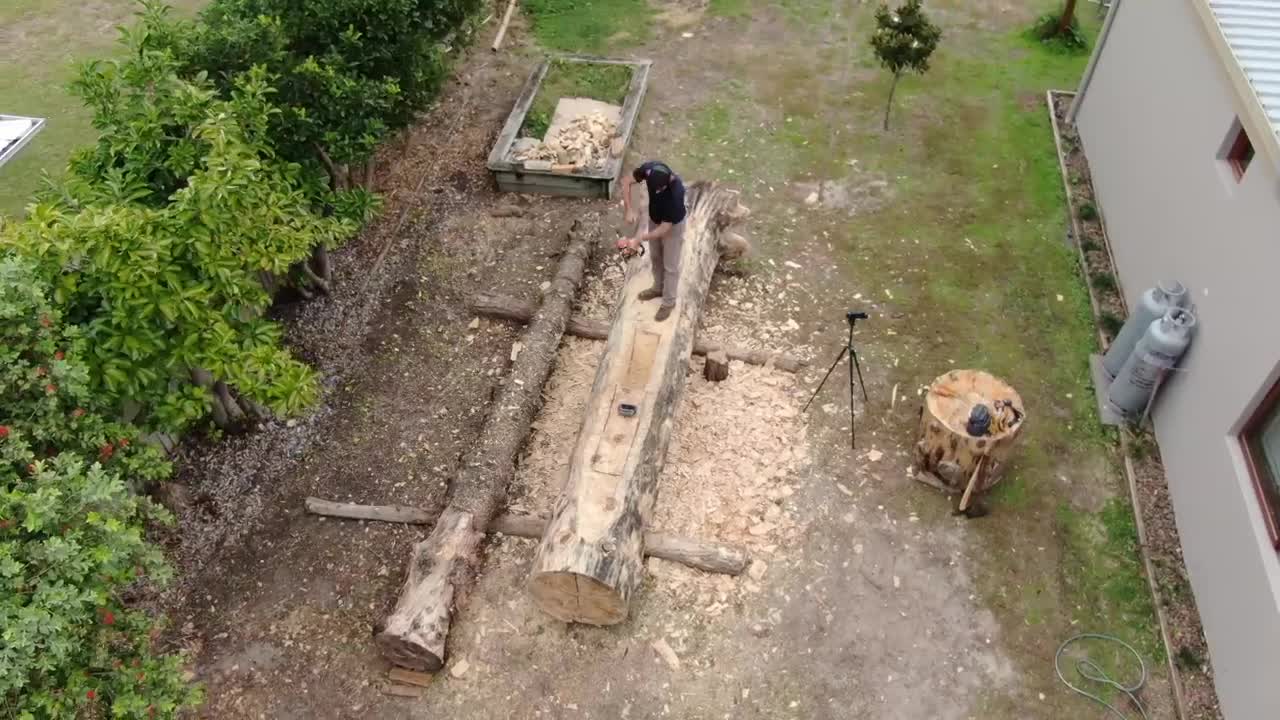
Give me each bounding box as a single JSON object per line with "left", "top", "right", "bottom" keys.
{"left": 1240, "top": 379, "right": 1280, "bottom": 549}
{"left": 1227, "top": 125, "right": 1255, "bottom": 182}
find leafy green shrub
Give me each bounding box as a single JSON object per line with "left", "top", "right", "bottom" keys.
{"left": 1080, "top": 237, "right": 1101, "bottom": 253}
{"left": 1078, "top": 201, "right": 1099, "bottom": 222}
{"left": 1099, "top": 310, "right": 1124, "bottom": 337}
{"left": 144, "top": 0, "right": 483, "bottom": 183}
{"left": 5, "top": 42, "right": 366, "bottom": 432}
{"left": 1032, "top": 7, "right": 1088, "bottom": 53}
{"left": 0, "top": 257, "right": 199, "bottom": 718}
{"left": 1090, "top": 271, "right": 1118, "bottom": 293}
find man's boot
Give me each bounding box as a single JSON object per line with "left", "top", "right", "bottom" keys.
{"left": 638, "top": 287, "right": 663, "bottom": 301}
{"left": 655, "top": 304, "right": 673, "bottom": 322}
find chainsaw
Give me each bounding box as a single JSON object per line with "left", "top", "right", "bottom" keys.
{"left": 615, "top": 212, "right": 645, "bottom": 260}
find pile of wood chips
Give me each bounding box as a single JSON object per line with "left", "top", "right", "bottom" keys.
{"left": 512, "top": 111, "right": 620, "bottom": 170}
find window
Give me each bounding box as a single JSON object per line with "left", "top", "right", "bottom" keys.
{"left": 1227, "top": 125, "right": 1255, "bottom": 181}
{"left": 1241, "top": 381, "right": 1280, "bottom": 549}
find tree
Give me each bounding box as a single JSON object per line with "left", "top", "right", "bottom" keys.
{"left": 5, "top": 38, "right": 368, "bottom": 433}
{"left": 0, "top": 257, "right": 200, "bottom": 718}
{"left": 871, "top": 0, "right": 942, "bottom": 131}
{"left": 1033, "top": 0, "right": 1087, "bottom": 51}
{"left": 140, "top": 0, "right": 484, "bottom": 189}
{"left": 1056, "top": 0, "right": 1079, "bottom": 36}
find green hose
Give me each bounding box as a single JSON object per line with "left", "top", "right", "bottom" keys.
{"left": 1055, "top": 633, "right": 1149, "bottom": 720}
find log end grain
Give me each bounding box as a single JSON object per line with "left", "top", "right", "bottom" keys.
{"left": 703, "top": 350, "right": 730, "bottom": 382}
{"left": 374, "top": 627, "right": 446, "bottom": 673}
{"left": 528, "top": 571, "right": 628, "bottom": 625}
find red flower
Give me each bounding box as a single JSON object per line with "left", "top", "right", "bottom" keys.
{"left": 99, "top": 608, "right": 115, "bottom": 626}
{"left": 118, "top": 438, "right": 129, "bottom": 448}
{"left": 54, "top": 351, "right": 64, "bottom": 361}
{"left": 45, "top": 384, "right": 56, "bottom": 394}
{"left": 86, "top": 689, "right": 96, "bottom": 700}
{"left": 0, "top": 426, "right": 9, "bottom": 439}
{"left": 99, "top": 444, "right": 114, "bottom": 460}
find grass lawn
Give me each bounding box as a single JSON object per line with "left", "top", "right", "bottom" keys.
{"left": 528, "top": 0, "right": 1163, "bottom": 713}
{"left": 0, "top": 0, "right": 204, "bottom": 218}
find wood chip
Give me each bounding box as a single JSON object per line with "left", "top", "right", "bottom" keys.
{"left": 383, "top": 683, "right": 424, "bottom": 698}
{"left": 450, "top": 659, "right": 470, "bottom": 679}
{"left": 651, "top": 638, "right": 681, "bottom": 670}
{"left": 468, "top": 317, "right": 481, "bottom": 330}
{"left": 388, "top": 668, "right": 434, "bottom": 688}
{"left": 866, "top": 449, "right": 883, "bottom": 462}
{"left": 511, "top": 341, "right": 524, "bottom": 362}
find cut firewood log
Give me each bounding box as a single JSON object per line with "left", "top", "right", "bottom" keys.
{"left": 304, "top": 498, "right": 748, "bottom": 575}
{"left": 375, "top": 219, "right": 597, "bottom": 672}
{"left": 468, "top": 294, "right": 806, "bottom": 373}
{"left": 703, "top": 350, "right": 730, "bottom": 382}
{"left": 528, "top": 182, "right": 750, "bottom": 625}
{"left": 913, "top": 369, "right": 1026, "bottom": 494}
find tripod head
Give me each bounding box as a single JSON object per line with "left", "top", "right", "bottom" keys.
{"left": 846, "top": 310, "right": 868, "bottom": 325}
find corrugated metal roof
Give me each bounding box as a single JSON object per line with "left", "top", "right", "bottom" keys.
{"left": 1210, "top": 0, "right": 1280, "bottom": 130}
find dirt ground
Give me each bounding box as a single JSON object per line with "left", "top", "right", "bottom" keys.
{"left": 163, "top": 2, "right": 1191, "bottom": 719}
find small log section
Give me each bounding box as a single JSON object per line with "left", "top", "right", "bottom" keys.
{"left": 913, "top": 369, "right": 1026, "bottom": 494}
{"left": 528, "top": 182, "right": 750, "bottom": 625}
{"left": 703, "top": 350, "right": 730, "bottom": 382}
{"left": 375, "top": 219, "right": 597, "bottom": 672}
{"left": 468, "top": 293, "right": 806, "bottom": 373}
{"left": 304, "top": 498, "right": 748, "bottom": 575}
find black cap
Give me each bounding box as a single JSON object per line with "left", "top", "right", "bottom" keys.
{"left": 645, "top": 165, "right": 672, "bottom": 193}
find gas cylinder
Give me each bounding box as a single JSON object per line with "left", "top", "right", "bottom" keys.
{"left": 1106, "top": 307, "right": 1197, "bottom": 421}
{"left": 1102, "top": 281, "right": 1188, "bottom": 378}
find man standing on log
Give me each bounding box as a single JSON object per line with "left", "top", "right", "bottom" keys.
{"left": 621, "top": 160, "right": 687, "bottom": 322}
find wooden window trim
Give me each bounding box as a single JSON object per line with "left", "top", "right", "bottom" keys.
{"left": 1240, "top": 378, "right": 1280, "bottom": 549}
{"left": 1227, "top": 126, "right": 1254, "bottom": 182}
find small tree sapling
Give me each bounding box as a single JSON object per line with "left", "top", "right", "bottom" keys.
{"left": 871, "top": 0, "right": 942, "bottom": 131}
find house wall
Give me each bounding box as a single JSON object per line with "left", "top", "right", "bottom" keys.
{"left": 1075, "top": 2, "right": 1280, "bottom": 718}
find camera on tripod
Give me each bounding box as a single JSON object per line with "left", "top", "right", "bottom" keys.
{"left": 846, "top": 311, "right": 868, "bottom": 322}
{"left": 804, "top": 311, "right": 870, "bottom": 449}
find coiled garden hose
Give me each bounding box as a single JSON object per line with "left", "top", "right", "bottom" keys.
{"left": 1055, "top": 633, "right": 1149, "bottom": 720}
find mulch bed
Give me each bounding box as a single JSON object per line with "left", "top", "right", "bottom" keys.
{"left": 1050, "top": 90, "right": 1223, "bottom": 720}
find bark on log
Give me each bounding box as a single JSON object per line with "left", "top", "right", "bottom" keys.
{"left": 913, "top": 369, "right": 1026, "bottom": 495}
{"left": 528, "top": 182, "right": 749, "bottom": 625}
{"left": 468, "top": 294, "right": 806, "bottom": 373}
{"left": 703, "top": 350, "right": 730, "bottom": 382}
{"left": 375, "top": 219, "right": 597, "bottom": 672}
{"left": 303, "top": 498, "right": 749, "bottom": 575}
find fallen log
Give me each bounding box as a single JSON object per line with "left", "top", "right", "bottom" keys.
{"left": 375, "top": 219, "right": 597, "bottom": 672}
{"left": 528, "top": 182, "right": 750, "bottom": 625}
{"left": 468, "top": 293, "right": 806, "bottom": 373}
{"left": 304, "top": 497, "right": 748, "bottom": 575}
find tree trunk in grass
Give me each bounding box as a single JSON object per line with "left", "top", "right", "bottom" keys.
{"left": 883, "top": 71, "right": 901, "bottom": 132}
{"left": 1056, "top": 0, "right": 1078, "bottom": 36}
{"left": 528, "top": 182, "right": 751, "bottom": 625}
{"left": 375, "top": 218, "right": 598, "bottom": 671}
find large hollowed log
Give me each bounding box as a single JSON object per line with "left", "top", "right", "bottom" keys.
{"left": 467, "top": 293, "right": 805, "bottom": 372}
{"left": 375, "top": 219, "right": 597, "bottom": 671}
{"left": 913, "top": 369, "right": 1026, "bottom": 494}
{"left": 528, "top": 182, "right": 749, "bottom": 625}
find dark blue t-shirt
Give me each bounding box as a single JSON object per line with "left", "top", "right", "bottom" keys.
{"left": 634, "top": 161, "right": 687, "bottom": 226}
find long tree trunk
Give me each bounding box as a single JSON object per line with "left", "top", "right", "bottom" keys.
{"left": 468, "top": 293, "right": 806, "bottom": 373}
{"left": 883, "top": 71, "right": 901, "bottom": 132}
{"left": 375, "top": 219, "right": 598, "bottom": 672}
{"left": 1056, "top": 0, "right": 1078, "bottom": 35}
{"left": 528, "top": 182, "right": 750, "bottom": 625}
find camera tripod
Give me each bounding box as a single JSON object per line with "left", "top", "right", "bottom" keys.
{"left": 803, "top": 311, "right": 869, "bottom": 449}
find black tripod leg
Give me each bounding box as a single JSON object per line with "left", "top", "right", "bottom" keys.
{"left": 803, "top": 346, "right": 849, "bottom": 413}
{"left": 847, "top": 346, "right": 857, "bottom": 449}
{"left": 849, "top": 347, "right": 868, "bottom": 402}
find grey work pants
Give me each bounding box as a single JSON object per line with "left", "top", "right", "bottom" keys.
{"left": 647, "top": 219, "right": 686, "bottom": 308}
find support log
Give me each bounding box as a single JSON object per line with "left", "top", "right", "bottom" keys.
{"left": 528, "top": 182, "right": 749, "bottom": 625}
{"left": 375, "top": 219, "right": 597, "bottom": 672}
{"left": 703, "top": 350, "right": 730, "bottom": 382}
{"left": 468, "top": 294, "right": 805, "bottom": 373}
{"left": 304, "top": 498, "right": 748, "bottom": 575}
